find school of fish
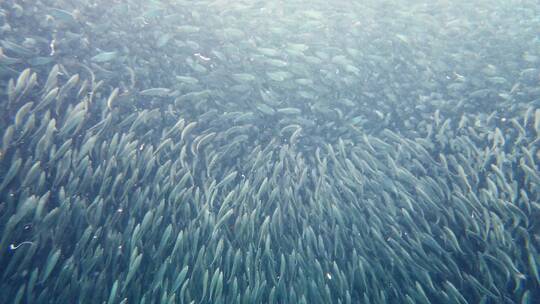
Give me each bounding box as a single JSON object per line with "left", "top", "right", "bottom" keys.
{"left": 1, "top": 0, "right": 539, "bottom": 303}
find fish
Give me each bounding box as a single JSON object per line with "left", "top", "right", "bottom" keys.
{"left": 231, "top": 73, "right": 256, "bottom": 83}
{"left": 267, "top": 71, "right": 293, "bottom": 82}
{"left": 123, "top": 253, "right": 142, "bottom": 291}
{"left": 139, "top": 88, "right": 171, "bottom": 97}
{"left": 176, "top": 76, "right": 199, "bottom": 85}
{"left": 40, "top": 249, "right": 61, "bottom": 284}
{"left": 0, "top": 1, "right": 538, "bottom": 303}
{"left": 106, "top": 87, "right": 120, "bottom": 110}
{"left": 91, "top": 51, "right": 118, "bottom": 63}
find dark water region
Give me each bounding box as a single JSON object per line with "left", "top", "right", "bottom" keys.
{"left": 0, "top": 0, "right": 539, "bottom": 303}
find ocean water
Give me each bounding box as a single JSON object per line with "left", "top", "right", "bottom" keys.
{"left": 0, "top": 0, "right": 539, "bottom": 303}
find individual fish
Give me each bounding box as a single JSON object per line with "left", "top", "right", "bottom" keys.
{"left": 0, "top": 47, "right": 23, "bottom": 65}
{"left": 14, "top": 101, "right": 33, "bottom": 128}
{"left": 139, "top": 88, "right": 171, "bottom": 97}
{"left": 48, "top": 8, "right": 77, "bottom": 24}
{"left": 232, "top": 73, "right": 256, "bottom": 83}
{"left": 91, "top": 51, "right": 118, "bottom": 63}
{"left": 123, "top": 253, "right": 142, "bottom": 291}
{"left": 267, "top": 71, "right": 293, "bottom": 82}
{"left": 40, "top": 249, "right": 61, "bottom": 284}
{"left": 106, "top": 87, "right": 120, "bottom": 110}
{"left": 1, "top": 40, "right": 36, "bottom": 56}
{"left": 176, "top": 76, "right": 199, "bottom": 85}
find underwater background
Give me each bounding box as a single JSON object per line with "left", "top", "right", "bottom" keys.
{"left": 1, "top": 0, "right": 540, "bottom": 303}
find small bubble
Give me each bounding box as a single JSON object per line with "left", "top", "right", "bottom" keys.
{"left": 117, "top": 208, "right": 123, "bottom": 213}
